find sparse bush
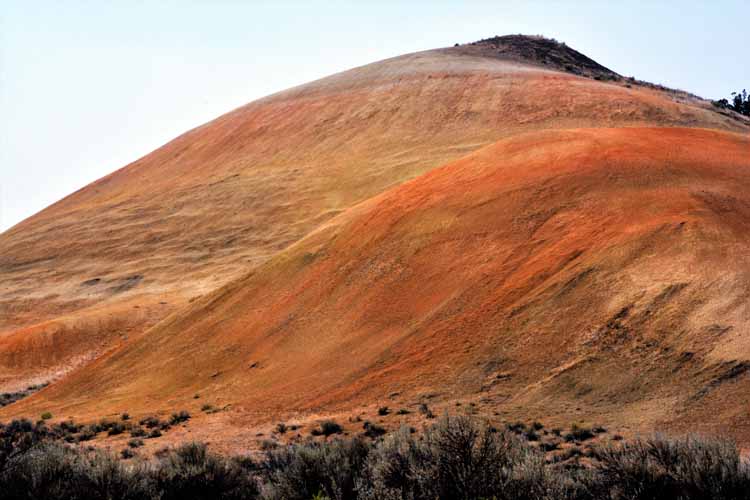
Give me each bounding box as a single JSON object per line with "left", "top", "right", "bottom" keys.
{"left": 377, "top": 406, "right": 389, "bottom": 416}
{"left": 262, "top": 437, "right": 369, "bottom": 500}
{"left": 139, "top": 416, "right": 161, "bottom": 429}
{"left": 311, "top": 420, "right": 343, "bottom": 437}
{"left": 508, "top": 421, "right": 527, "bottom": 433}
{"left": 130, "top": 426, "right": 146, "bottom": 438}
{"left": 539, "top": 440, "right": 560, "bottom": 452}
{"left": 169, "top": 411, "right": 190, "bottom": 425}
{"left": 590, "top": 434, "right": 750, "bottom": 499}
{"left": 275, "top": 423, "right": 288, "bottom": 434}
{"left": 148, "top": 429, "right": 162, "bottom": 439}
{"left": 107, "top": 422, "right": 125, "bottom": 436}
{"left": 41, "top": 412, "right": 52, "bottom": 420}
{"left": 128, "top": 438, "right": 144, "bottom": 449}
{"left": 151, "top": 442, "right": 259, "bottom": 500}
{"left": 359, "top": 415, "right": 566, "bottom": 500}
{"left": 565, "top": 424, "right": 596, "bottom": 442}
{"left": 98, "top": 419, "right": 117, "bottom": 432}
{"left": 77, "top": 428, "right": 96, "bottom": 442}
{"left": 396, "top": 408, "right": 410, "bottom": 415}
{"left": 362, "top": 421, "right": 386, "bottom": 439}
{"left": 1, "top": 441, "right": 149, "bottom": 499}
{"left": 121, "top": 413, "right": 130, "bottom": 421}
{"left": 525, "top": 429, "right": 540, "bottom": 442}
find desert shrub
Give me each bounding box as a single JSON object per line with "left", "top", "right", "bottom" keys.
{"left": 362, "top": 421, "right": 386, "bottom": 439}
{"left": 525, "top": 429, "right": 540, "bottom": 442}
{"left": 1, "top": 441, "right": 150, "bottom": 500}
{"left": 358, "top": 415, "right": 568, "bottom": 500}
{"left": 77, "top": 428, "right": 97, "bottom": 442}
{"left": 275, "top": 423, "right": 288, "bottom": 434}
{"left": 539, "top": 439, "right": 561, "bottom": 452}
{"left": 54, "top": 420, "right": 82, "bottom": 434}
{"left": 139, "top": 416, "right": 160, "bottom": 428}
{"left": 128, "top": 438, "right": 144, "bottom": 449}
{"left": 41, "top": 412, "right": 53, "bottom": 420}
{"left": 589, "top": 434, "right": 750, "bottom": 500}
{"left": 262, "top": 437, "right": 369, "bottom": 500}
{"left": 130, "top": 426, "right": 146, "bottom": 438}
{"left": 151, "top": 442, "right": 259, "bottom": 500}
{"left": 396, "top": 408, "right": 409, "bottom": 415}
{"left": 508, "top": 421, "right": 528, "bottom": 433}
{"left": 532, "top": 421, "right": 545, "bottom": 431}
{"left": 120, "top": 448, "right": 135, "bottom": 459}
{"left": 0, "top": 419, "right": 47, "bottom": 474}
{"left": 169, "top": 411, "right": 190, "bottom": 425}
{"left": 108, "top": 422, "right": 126, "bottom": 436}
{"left": 98, "top": 419, "right": 118, "bottom": 432}
{"left": 377, "top": 406, "right": 389, "bottom": 416}
{"left": 148, "top": 429, "right": 163, "bottom": 439}
{"left": 565, "top": 424, "right": 596, "bottom": 442}
{"left": 121, "top": 413, "right": 130, "bottom": 421}
{"left": 312, "top": 420, "right": 343, "bottom": 437}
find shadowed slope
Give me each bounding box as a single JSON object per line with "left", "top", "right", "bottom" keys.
{"left": 2, "top": 37, "right": 745, "bottom": 390}
{"left": 8, "top": 127, "right": 750, "bottom": 447}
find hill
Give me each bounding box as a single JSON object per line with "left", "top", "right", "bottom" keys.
{"left": 6, "top": 127, "right": 750, "bottom": 448}
{"left": 1, "top": 36, "right": 749, "bottom": 449}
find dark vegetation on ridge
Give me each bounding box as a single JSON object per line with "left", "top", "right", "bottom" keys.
{"left": 455, "top": 35, "right": 739, "bottom": 107}
{"left": 2, "top": 414, "right": 750, "bottom": 499}
{"left": 462, "top": 34, "right": 619, "bottom": 79}
{"left": 714, "top": 89, "right": 750, "bottom": 116}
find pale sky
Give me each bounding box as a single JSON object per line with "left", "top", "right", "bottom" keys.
{"left": 1, "top": 1, "right": 748, "bottom": 233}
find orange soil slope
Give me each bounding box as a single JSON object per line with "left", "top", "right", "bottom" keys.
{"left": 3, "top": 39, "right": 745, "bottom": 390}
{"left": 8, "top": 127, "right": 750, "bottom": 445}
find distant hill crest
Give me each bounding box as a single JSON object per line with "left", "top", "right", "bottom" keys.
{"left": 454, "top": 34, "right": 619, "bottom": 79}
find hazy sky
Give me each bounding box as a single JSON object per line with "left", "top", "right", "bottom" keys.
{"left": 1, "top": 1, "right": 748, "bottom": 232}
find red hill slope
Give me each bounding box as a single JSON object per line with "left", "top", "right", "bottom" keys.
{"left": 2, "top": 36, "right": 744, "bottom": 392}
{"left": 7, "top": 127, "right": 750, "bottom": 447}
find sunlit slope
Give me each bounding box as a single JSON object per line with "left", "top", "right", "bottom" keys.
{"left": 3, "top": 38, "right": 744, "bottom": 390}
{"left": 10, "top": 127, "right": 750, "bottom": 442}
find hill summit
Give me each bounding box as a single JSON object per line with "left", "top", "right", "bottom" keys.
{"left": 455, "top": 34, "right": 619, "bottom": 79}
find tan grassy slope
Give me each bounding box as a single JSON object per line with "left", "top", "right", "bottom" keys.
{"left": 8, "top": 127, "right": 750, "bottom": 447}
{"left": 2, "top": 37, "right": 743, "bottom": 391}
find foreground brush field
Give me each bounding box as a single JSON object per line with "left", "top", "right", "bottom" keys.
{"left": 3, "top": 414, "right": 750, "bottom": 500}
